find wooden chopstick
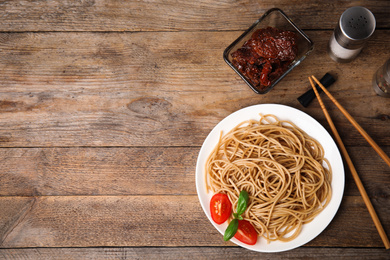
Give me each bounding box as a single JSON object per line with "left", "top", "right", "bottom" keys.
{"left": 309, "top": 76, "right": 390, "bottom": 250}
{"left": 311, "top": 75, "right": 390, "bottom": 168}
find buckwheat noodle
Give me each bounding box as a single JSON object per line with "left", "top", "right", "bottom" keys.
{"left": 206, "top": 114, "right": 332, "bottom": 243}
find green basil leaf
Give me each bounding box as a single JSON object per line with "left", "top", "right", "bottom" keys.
{"left": 223, "top": 219, "right": 239, "bottom": 241}
{"left": 236, "top": 190, "right": 249, "bottom": 216}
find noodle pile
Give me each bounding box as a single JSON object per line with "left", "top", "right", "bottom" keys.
{"left": 206, "top": 114, "right": 332, "bottom": 243}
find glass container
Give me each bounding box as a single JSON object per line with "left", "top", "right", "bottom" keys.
{"left": 223, "top": 8, "right": 314, "bottom": 94}
{"left": 373, "top": 58, "right": 390, "bottom": 98}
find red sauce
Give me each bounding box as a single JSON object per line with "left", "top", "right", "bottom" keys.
{"left": 231, "top": 27, "right": 298, "bottom": 90}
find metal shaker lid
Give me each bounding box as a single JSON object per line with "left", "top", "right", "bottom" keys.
{"left": 335, "top": 6, "right": 376, "bottom": 49}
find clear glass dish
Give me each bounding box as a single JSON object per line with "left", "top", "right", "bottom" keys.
{"left": 223, "top": 8, "right": 314, "bottom": 94}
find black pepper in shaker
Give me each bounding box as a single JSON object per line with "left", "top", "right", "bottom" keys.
{"left": 298, "top": 73, "right": 336, "bottom": 107}
{"left": 373, "top": 58, "right": 390, "bottom": 98}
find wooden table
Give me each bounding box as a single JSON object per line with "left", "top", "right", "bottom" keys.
{"left": 1, "top": 0, "right": 389, "bottom": 258}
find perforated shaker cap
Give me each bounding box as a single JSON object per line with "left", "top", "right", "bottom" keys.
{"left": 335, "top": 6, "right": 376, "bottom": 49}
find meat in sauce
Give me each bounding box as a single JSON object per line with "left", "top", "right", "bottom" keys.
{"left": 231, "top": 27, "right": 298, "bottom": 90}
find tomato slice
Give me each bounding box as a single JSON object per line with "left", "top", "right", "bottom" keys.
{"left": 234, "top": 220, "right": 258, "bottom": 245}
{"left": 210, "top": 193, "right": 232, "bottom": 224}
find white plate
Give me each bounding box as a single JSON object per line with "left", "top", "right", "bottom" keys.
{"left": 195, "top": 104, "right": 344, "bottom": 252}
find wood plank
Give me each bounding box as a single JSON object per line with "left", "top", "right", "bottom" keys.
{"left": 0, "top": 1, "right": 389, "bottom": 32}
{"left": 1, "top": 247, "right": 390, "bottom": 259}
{"left": 0, "top": 195, "right": 389, "bottom": 248}
{"left": 0, "top": 147, "right": 198, "bottom": 196}
{"left": 0, "top": 147, "right": 389, "bottom": 197}
{"left": 0, "top": 197, "right": 35, "bottom": 246}
{"left": 0, "top": 31, "right": 389, "bottom": 147}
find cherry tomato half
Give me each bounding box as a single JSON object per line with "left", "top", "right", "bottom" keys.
{"left": 234, "top": 220, "right": 258, "bottom": 245}
{"left": 210, "top": 193, "right": 232, "bottom": 224}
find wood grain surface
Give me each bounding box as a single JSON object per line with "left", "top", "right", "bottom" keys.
{"left": 0, "top": 0, "right": 389, "bottom": 259}
{"left": 0, "top": 31, "right": 389, "bottom": 147}
{"left": 0, "top": 146, "right": 388, "bottom": 197}
{"left": 0, "top": 195, "right": 388, "bottom": 248}
{"left": 1, "top": 247, "right": 390, "bottom": 260}
{"left": 0, "top": 0, "right": 389, "bottom": 31}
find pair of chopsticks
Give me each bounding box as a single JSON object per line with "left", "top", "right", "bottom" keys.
{"left": 309, "top": 75, "right": 390, "bottom": 250}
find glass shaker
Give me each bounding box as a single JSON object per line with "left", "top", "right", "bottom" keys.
{"left": 328, "top": 6, "right": 376, "bottom": 63}
{"left": 373, "top": 58, "right": 390, "bottom": 98}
